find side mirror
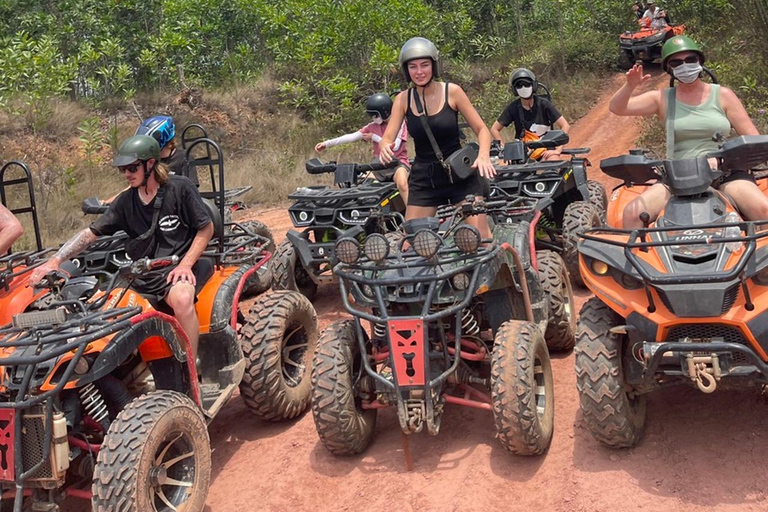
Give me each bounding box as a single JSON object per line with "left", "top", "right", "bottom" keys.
{"left": 82, "top": 197, "right": 108, "bottom": 215}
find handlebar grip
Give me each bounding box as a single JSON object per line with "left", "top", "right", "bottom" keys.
{"left": 305, "top": 158, "right": 337, "bottom": 175}
{"left": 356, "top": 159, "right": 400, "bottom": 173}
{"left": 82, "top": 197, "right": 109, "bottom": 215}
{"left": 143, "top": 255, "right": 180, "bottom": 271}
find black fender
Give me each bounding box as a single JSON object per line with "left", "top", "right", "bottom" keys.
{"left": 572, "top": 159, "right": 590, "bottom": 200}
{"left": 208, "top": 264, "right": 250, "bottom": 332}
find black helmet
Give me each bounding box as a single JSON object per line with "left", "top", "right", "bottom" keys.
{"left": 112, "top": 135, "right": 160, "bottom": 167}
{"left": 398, "top": 37, "right": 441, "bottom": 83}
{"left": 509, "top": 68, "right": 538, "bottom": 95}
{"left": 365, "top": 93, "right": 393, "bottom": 120}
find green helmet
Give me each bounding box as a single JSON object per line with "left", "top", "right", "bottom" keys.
{"left": 398, "top": 37, "right": 441, "bottom": 83}
{"left": 112, "top": 135, "right": 161, "bottom": 167}
{"left": 661, "top": 36, "right": 705, "bottom": 72}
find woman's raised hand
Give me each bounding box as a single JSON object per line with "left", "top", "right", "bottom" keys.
{"left": 626, "top": 63, "right": 651, "bottom": 89}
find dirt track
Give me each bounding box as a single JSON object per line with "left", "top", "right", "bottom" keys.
{"left": 67, "top": 70, "right": 768, "bottom": 511}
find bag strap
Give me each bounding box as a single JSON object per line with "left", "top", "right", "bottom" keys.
{"left": 412, "top": 86, "right": 446, "bottom": 167}
{"left": 665, "top": 88, "right": 676, "bottom": 159}
{"left": 135, "top": 186, "right": 166, "bottom": 242}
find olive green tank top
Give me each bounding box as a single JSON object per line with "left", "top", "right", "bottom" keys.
{"left": 665, "top": 84, "right": 731, "bottom": 159}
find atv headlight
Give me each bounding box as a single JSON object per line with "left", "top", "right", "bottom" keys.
{"left": 363, "top": 234, "right": 389, "bottom": 263}
{"left": 338, "top": 208, "right": 370, "bottom": 225}
{"left": 413, "top": 229, "right": 442, "bottom": 259}
{"left": 334, "top": 238, "right": 360, "bottom": 264}
{"left": 590, "top": 259, "right": 609, "bottom": 276}
{"left": 290, "top": 210, "right": 314, "bottom": 227}
{"left": 454, "top": 225, "right": 481, "bottom": 254}
{"left": 522, "top": 180, "right": 558, "bottom": 197}
{"left": 645, "top": 31, "right": 665, "bottom": 44}
{"left": 618, "top": 272, "right": 643, "bottom": 290}
{"left": 452, "top": 273, "right": 470, "bottom": 291}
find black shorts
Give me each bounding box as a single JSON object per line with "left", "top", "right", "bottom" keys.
{"left": 718, "top": 170, "right": 756, "bottom": 186}
{"left": 408, "top": 160, "right": 485, "bottom": 207}
{"left": 373, "top": 162, "right": 410, "bottom": 182}
{"left": 133, "top": 258, "right": 214, "bottom": 312}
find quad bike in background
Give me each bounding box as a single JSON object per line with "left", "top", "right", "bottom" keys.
{"left": 0, "top": 195, "right": 317, "bottom": 510}
{"left": 618, "top": 16, "right": 685, "bottom": 70}
{"left": 270, "top": 159, "right": 405, "bottom": 300}
{"left": 310, "top": 194, "right": 573, "bottom": 459}
{"left": 575, "top": 135, "right": 768, "bottom": 449}
{"left": 489, "top": 130, "right": 608, "bottom": 287}
{"left": 81, "top": 134, "right": 275, "bottom": 296}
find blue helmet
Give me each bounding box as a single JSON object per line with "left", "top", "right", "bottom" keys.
{"left": 136, "top": 115, "right": 175, "bottom": 149}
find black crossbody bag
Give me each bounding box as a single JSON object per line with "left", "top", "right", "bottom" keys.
{"left": 412, "top": 86, "right": 478, "bottom": 183}
{"left": 125, "top": 187, "right": 166, "bottom": 261}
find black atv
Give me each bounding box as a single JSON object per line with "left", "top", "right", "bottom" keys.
{"left": 310, "top": 195, "right": 575, "bottom": 458}
{"left": 489, "top": 130, "right": 607, "bottom": 287}
{"left": 270, "top": 158, "right": 405, "bottom": 300}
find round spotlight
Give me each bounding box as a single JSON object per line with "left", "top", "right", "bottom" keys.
{"left": 452, "top": 273, "right": 470, "bottom": 291}
{"left": 535, "top": 181, "right": 547, "bottom": 193}
{"left": 454, "top": 225, "right": 481, "bottom": 253}
{"left": 364, "top": 233, "right": 390, "bottom": 262}
{"left": 299, "top": 211, "right": 308, "bottom": 222}
{"left": 413, "top": 229, "right": 442, "bottom": 259}
{"left": 591, "top": 259, "right": 609, "bottom": 276}
{"left": 335, "top": 238, "right": 361, "bottom": 264}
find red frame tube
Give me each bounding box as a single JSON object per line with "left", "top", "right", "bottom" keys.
{"left": 65, "top": 487, "right": 93, "bottom": 500}
{"left": 68, "top": 435, "right": 100, "bottom": 455}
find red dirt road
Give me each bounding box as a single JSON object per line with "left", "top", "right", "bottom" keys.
{"left": 201, "top": 72, "right": 768, "bottom": 512}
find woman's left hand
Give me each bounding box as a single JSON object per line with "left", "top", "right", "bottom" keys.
{"left": 473, "top": 155, "right": 496, "bottom": 179}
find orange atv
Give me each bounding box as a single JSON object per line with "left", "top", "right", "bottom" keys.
{"left": 0, "top": 175, "right": 317, "bottom": 511}
{"left": 575, "top": 135, "right": 768, "bottom": 448}
{"left": 618, "top": 17, "right": 685, "bottom": 70}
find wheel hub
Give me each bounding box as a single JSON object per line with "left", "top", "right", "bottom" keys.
{"left": 149, "top": 466, "right": 168, "bottom": 487}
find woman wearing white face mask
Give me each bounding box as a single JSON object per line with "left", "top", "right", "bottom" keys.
{"left": 490, "top": 67, "right": 570, "bottom": 161}
{"left": 315, "top": 92, "right": 410, "bottom": 203}
{"left": 609, "top": 35, "right": 766, "bottom": 229}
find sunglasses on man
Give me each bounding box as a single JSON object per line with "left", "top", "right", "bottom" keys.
{"left": 118, "top": 162, "right": 143, "bottom": 174}
{"left": 667, "top": 55, "right": 700, "bottom": 69}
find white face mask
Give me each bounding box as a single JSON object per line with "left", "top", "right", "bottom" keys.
{"left": 372, "top": 116, "right": 384, "bottom": 125}
{"left": 672, "top": 62, "right": 703, "bottom": 84}
{"left": 516, "top": 86, "right": 533, "bottom": 99}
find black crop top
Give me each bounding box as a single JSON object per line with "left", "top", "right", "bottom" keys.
{"left": 405, "top": 83, "right": 462, "bottom": 162}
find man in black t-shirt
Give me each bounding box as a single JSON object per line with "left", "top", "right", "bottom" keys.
{"left": 31, "top": 135, "right": 213, "bottom": 359}
{"left": 490, "top": 68, "right": 570, "bottom": 161}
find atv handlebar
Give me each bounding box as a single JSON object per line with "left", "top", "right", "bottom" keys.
{"left": 82, "top": 197, "right": 108, "bottom": 215}
{"left": 305, "top": 158, "right": 399, "bottom": 175}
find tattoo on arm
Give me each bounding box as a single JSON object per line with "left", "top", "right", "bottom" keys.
{"left": 54, "top": 229, "right": 98, "bottom": 262}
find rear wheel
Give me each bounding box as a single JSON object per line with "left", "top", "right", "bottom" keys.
{"left": 269, "top": 239, "right": 318, "bottom": 301}
{"left": 239, "top": 290, "right": 318, "bottom": 421}
{"left": 491, "top": 320, "right": 554, "bottom": 455}
{"left": 575, "top": 298, "right": 646, "bottom": 448}
{"left": 537, "top": 250, "right": 576, "bottom": 351}
{"left": 311, "top": 320, "right": 377, "bottom": 455}
{"left": 586, "top": 180, "right": 608, "bottom": 224}
{"left": 562, "top": 201, "right": 601, "bottom": 288}
{"left": 92, "top": 390, "right": 210, "bottom": 512}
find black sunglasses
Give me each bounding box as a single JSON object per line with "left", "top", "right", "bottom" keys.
{"left": 515, "top": 81, "right": 533, "bottom": 88}
{"left": 667, "top": 55, "right": 700, "bottom": 69}
{"left": 118, "top": 162, "right": 142, "bottom": 174}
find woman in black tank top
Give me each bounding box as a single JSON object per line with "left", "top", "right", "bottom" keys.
{"left": 380, "top": 37, "right": 495, "bottom": 239}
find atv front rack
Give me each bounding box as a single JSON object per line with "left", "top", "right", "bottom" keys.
{"left": 581, "top": 220, "right": 768, "bottom": 285}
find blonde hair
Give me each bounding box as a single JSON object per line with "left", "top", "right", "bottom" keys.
{"left": 154, "top": 162, "right": 170, "bottom": 185}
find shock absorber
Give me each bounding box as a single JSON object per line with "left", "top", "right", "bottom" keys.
{"left": 79, "top": 383, "right": 109, "bottom": 427}
{"left": 460, "top": 309, "right": 480, "bottom": 337}
{"left": 373, "top": 322, "right": 387, "bottom": 340}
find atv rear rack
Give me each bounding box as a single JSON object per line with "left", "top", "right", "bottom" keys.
{"left": 0, "top": 249, "right": 55, "bottom": 291}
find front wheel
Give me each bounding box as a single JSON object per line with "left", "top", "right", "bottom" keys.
{"left": 575, "top": 298, "right": 646, "bottom": 448}
{"left": 619, "top": 50, "right": 634, "bottom": 70}
{"left": 269, "top": 239, "right": 318, "bottom": 301}
{"left": 537, "top": 250, "right": 576, "bottom": 351}
{"left": 562, "top": 201, "right": 601, "bottom": 288}
{"left": 311, "top": 320, "right": 377, "bottom": 455}
{"left": 92, "top": 390, "right": 211, "bottom": 512}
{"left": 586, "top": 180, "right": 608, "bottom": 224}
{"left": 491, "top": 320, "right": 554, "bottom": 455}
{"left": 239, "top": 290, "right": 318, "bottom": 421}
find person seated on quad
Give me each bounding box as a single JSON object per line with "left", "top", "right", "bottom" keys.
{"left": 31, "top": 135, "right": 214, "bottom": 360}
{"left": 608, "top": 35, "right": 765, "bottom": 229}
{"left": 632, "top": 2, "right": 646, "bottom": 20}
{"left": 490, "top": 68, "right": 570, "bottom": 162}
{"left": 379, "top": 37, "right": 495, "bottom": 240}
{"left": 101, "top": 116, "right": 192, "bottom": 205}
{"left": 0, "top": 204, "right": 23, "bottom": 255}
{"left": 641, "top": 0, "right": 667, "bottom": 29}
{"left": 314, "top": 93, "right": 410, "bottom": 204}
